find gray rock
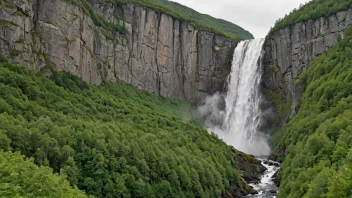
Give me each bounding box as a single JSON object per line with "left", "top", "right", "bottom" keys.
{"left": 0, "top": 0, "right": 235, "bottom": 104}
{"left": 263, "top": 8, "right": 352, "bottom": 123}
{"left": 269, "top": 190, "right": 277, "bottom": 194}
{"left": 234, "top": 151, "right": 266, "bottom": 184}
{"left": 271, "top": 170, "right": 281, "bottom": 186}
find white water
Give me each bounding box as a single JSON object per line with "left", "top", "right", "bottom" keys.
{"left": 199, "top": 39, "right": 271, "bottom": 156}
{"left": 247, "top": 159, "right": 280, "bottom": 198}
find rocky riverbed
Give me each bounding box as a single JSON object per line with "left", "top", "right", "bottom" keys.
{"left": 245, "top": 158, "right": 280, "bottom": 198}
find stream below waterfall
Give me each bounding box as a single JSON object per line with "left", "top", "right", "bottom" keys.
{"left": 246, "top": 158, "right": 280, "bottom": 198}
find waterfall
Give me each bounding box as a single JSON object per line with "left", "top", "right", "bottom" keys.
{"left": 199, "top": 39, "right": 270, "bottom": 156}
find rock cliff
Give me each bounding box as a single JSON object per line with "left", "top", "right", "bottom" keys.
{"left": 262, "top": 8, "right": 352, "bottom": 123}
{"left": 0, "top": 0, "right": 236, "bottom": 103}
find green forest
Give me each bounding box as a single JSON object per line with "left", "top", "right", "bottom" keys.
{"left": 270, "top": 0, "right": 352, "bottom": 34}
{"left": 0, "top": 55, "right": 246, "bottom": 197}
{"left": 271, "top": 27, "right": 352, "bottom": 198}
{"left": 3, "top": 0, "right": 352, "bottom": 197}
{"left": 0, "top": 150, "right": 90, "bottom": 198}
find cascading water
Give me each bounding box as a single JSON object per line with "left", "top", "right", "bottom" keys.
{"left": 198, "top": 38, "right": 279, "bottom": 197}
{"left": 223, "top": 38, "right": 270, "bottom": 155}
{"left": 199, "top": 38, "right": 271, "bottom": 156}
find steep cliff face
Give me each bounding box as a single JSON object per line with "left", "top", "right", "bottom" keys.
{"left": 0, "top": 0, "right": 235, "bottom": 103}
{"left": 263, "top": 8, "right": 352, "bottom": 123}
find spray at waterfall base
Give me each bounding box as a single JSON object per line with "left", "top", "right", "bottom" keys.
{"left": 198, "top": 39, "right": 274, "bottom": 156}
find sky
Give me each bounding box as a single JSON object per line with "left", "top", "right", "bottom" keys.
{"left": 171, "top": 0, "right": 311, "bottom": 38}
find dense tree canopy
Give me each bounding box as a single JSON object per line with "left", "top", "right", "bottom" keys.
{"left": 271, "top": 27, "right": 352, "bottom": 198}
{"left": 0, "top": 150, "right": 89, "bottom": 198}
{"left": 270, "top": 0, "right": 352, "bottom": 34}
{"left": 0, "top": 56, "right": 243, "bottom": 197}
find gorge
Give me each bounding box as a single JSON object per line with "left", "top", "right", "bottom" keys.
{"left": 0, "top": 0, "right": 352, "bottom": 198}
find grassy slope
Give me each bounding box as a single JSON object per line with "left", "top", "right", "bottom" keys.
{"left": 0, "top": 56, "right": 245, "bottom": 197}
{"left": 116, "top": 0, "right": 254, "bottom": 40}
{"left": 269, "top": 0, "right": 352, "bottom": 34}
{"left": 271, "top": 28, "right": 352, "bottom": 198}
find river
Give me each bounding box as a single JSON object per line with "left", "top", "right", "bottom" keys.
{"left": 246, "top": 158, "right": 280, "bottom": 198}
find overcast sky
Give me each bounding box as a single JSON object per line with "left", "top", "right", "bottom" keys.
{"left": 171, "top": 0, "right": 311, "bottom": 38}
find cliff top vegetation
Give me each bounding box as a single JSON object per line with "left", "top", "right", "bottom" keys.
{"left": 269, "top": 0, "right": 352, "bottom": 34}
{"left": 64, "top": 0, "right": 253, "bottom": 40}
{"left": 113, "top": 0, "right": 254, "bottom": 40}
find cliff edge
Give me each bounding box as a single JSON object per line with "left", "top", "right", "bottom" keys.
{"left": 0, "top": 0, "right": 245, "bottom": 103}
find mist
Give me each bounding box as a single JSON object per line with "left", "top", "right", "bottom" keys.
{"left": 198, "top": 39, "right": 272, "bottom": 156}
{"left": 198, "top": 93, "right": 271, "bottom": 156}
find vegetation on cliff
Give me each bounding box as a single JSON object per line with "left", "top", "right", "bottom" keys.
{"left": 0, "top": 56, "right": 245, "bottom": 197}
{"left": 271, "top": 28, "right": 352, "bottom": 198}
{"left": 269, "top": 0, "right": 352, "bottom": 34}
{"left": 63, "top": 0, "right": 127, "bottom": 34}
{"left": 64, "top": 0, "right": 253, "bottom": 40}
{"left": 113, "top": 0, "right": 254, "bottom": 40}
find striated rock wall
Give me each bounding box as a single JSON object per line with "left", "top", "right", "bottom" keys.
{"left": 262, "top": 8, "right": 352, "bottom": 122}
{"left": 0, "top": 0, "right": 236, "bottom": 103}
